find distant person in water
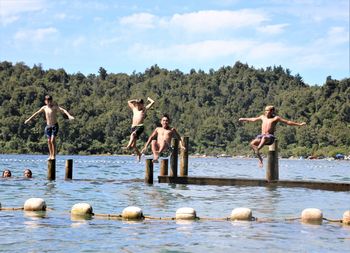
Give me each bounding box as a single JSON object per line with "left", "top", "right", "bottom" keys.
{"left": 125, "top": 97, "right": 155, "bottom": 161}
{"left": 239, "top": 105, "right": 306, "bottom": 167}
{"left": 23, "top": 169, "right": 32, "bottom": 178}
{"left": 2, "top": 169, "right": 11, "bottom": 178}
{"left": 24, "top": 95, "right": 75, "bottom": 160}
{"left": 141, "top": 114, "right": 185, "bottom": 163}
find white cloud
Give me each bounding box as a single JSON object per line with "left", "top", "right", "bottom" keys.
{"left": 72, "top": 36, "right": 86, "bottom": 47}
{"left": 257, "top": 23, "right": 289, "bottom": 35}
{"left": 167, "top": 10, "right": 268, "bottom": 33}
{"left": 119, "top": 12, "right": 157, "bottom": 29}
{"left": 120, "top": 9, "right": 268, "bottom": 33}
{"left": 327, "top": 26, "right": 349, "bottom": 44}
{"left": 14, "top": 27, "right": 58, "bottom": 42}
{"left": 0, "top": 0, "right": 46, "bottom": 25}
{"left": 130, "top": 39, "right": 255, "bottom": 61}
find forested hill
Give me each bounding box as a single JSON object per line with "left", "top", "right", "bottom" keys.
{"left": 0, "top": 61, "right": 349, "bottom": 157}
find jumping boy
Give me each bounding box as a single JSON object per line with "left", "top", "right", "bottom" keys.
{"left": 141, "top": 114, "right": 185, "bottom": 163}
{"left": 24, "top": 95, "right": 74, "bottom": 160}
{"left": 125, "top": 97, "right": 155, "bottom": 161}
{"left": 239, "top": 105, "right": 306, "bottom": 167}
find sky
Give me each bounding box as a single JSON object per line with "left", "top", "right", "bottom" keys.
{"left": 0, "top": 0, "right": 349, "bottom": 85}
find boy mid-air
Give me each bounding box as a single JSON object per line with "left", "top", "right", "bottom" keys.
{"left": 125, "top": 97, "right": 155, "bottom": 161}
{"left": 239, "top": 105, "right": 306, "bottom": 167}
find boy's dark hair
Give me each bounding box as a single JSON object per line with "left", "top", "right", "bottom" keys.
{"left": 2, "top": 169, "right": 11, "bottom": 177}
{"left": 45, "top": 95, "right": 53, "bottom": 101}
{"left": 138, "top": 99, "right": 144, "bottom": 104}
{"left": 162, "top": 114, "right": 170, "bottom": 122}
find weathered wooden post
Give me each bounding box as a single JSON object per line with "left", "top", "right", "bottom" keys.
{"left": 160, "top": 159, "right": 168, "bottom": 176}
{"left": 65, "top": 159, "right": 73, "bottom": 180}
{"left": 266, "top": 140, "right": 279, "bottom": 181}
{"left": 47, "top": 159, "right": 56, "bottom": 180}
{"left": 170, "top": 138, "right": 179, "bottom": 177}
{"left": 145, "top": 159, "right": 153, "bottom": 184}
{"left": 180, "top": 136, "right": 189, "bottom": 176}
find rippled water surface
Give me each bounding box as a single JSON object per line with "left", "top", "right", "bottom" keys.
{"left": 0, "top": 154, "right": 349, "bottom": 252}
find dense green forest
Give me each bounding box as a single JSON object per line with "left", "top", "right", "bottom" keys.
{"left": 0, "top": 61, "right": 349, "bottom": 157}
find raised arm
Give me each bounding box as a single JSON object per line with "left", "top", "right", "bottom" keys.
{"left": 141, "top": 128, "right": 158, "bottom": 153}
{"left": 24, "top": 107, "right": 45, "bottom": 124}
{"left": 239, "top": 115, "right": 262, "bottom": 123}
{"left": 128, "top": 99, "right": 138, "bottom": 109}
{"left": 59, "top": 106, "right": 75, "bottom": 120}
{"left": 145, "top": 97, "right": 155, "bottom": 110}
{"left": 277, "top": 116, "right": 306, "bottom": 126}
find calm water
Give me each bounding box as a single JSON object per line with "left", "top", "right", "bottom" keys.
{"left": 0, "top": 154, "right": 349, "bottom": 252}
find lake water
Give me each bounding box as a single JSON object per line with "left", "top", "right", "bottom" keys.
{"left": 0, "top": 154, "right": 349, "bottom": 252}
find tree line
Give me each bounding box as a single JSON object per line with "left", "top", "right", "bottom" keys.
{"left": 0, "top": 61, "right": 349, "bottom": 158}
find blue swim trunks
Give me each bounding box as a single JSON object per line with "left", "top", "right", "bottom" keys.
{"left": 256, "top": 134, "right": 275, "bottom": 145}
{"left": 45, "top": 123, "right": 59, "bottom": 138}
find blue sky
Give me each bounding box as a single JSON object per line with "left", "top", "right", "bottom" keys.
{"left": 0, "top": 0, "right": 349, "bottom": 85}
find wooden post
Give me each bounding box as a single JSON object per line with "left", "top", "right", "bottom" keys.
{"left": 47, "top": 159, "right": 56, "bottom": 180}
{"left": 170, "top": 138, "right": 179, "bottom": 177}
{"left": 160, "top": 159, "right": 168, "bottom": 176}
{"left": 180, "top": 136, "right": 189, "bottom": 176}
{"left": 65, "top": 159, "right": 73, "bottom": 180}
{"left": 266, "top": 140, "right": 279, "bottom": 181}
{"left": 145, "top": 159, "right": 153, "bottom": 184}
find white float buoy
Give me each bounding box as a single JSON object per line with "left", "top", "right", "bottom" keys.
{"left": 301, "top": 208, "right": 323, "bottom": 224}
{"left": 24, "top": 198, "right": 46, "bottom": 211}
{"left": 122, "top": 206, "right": 143, "bottom": 220}
{"left": 230, "top": 207, "right": 252, "bottom": 221}
{"left": 175, "top": 207, "right": 197, "bottom": 220}
{"left": 343, "top": 210, "right": 350, "bottom": 225}
{"left": 71, "top": 203, "right": 93, "bottom": 216}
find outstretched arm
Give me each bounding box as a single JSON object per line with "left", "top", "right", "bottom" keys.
{"left": 277, "top": 116, "right": 306, "bottom": 126}
{"left": 141, "top": 128, "right": 158, "bottom": 153}
{"left": 24, "top": 107, "right": 45, "bottom": 124}
{"left": 145, "top": 97, "right": 155, "bottom": 110}
{"left": 239, "top": 115, "right": 262, "bottom": 123}
{"left": 59, "top": 107, "right": 74, "bottom": 120}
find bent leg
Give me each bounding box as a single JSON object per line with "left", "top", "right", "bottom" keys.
{"left": 151, "top": 140, "right": 160, "bottom": 163}
{"left": 126, "top": 132, "right": 137, "bottom": 149}
{"left": 250, "top": 138, "right": 263, "bottom": 168}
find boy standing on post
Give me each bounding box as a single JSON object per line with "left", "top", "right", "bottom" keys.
{"left": 25, "top": 95, "right": 74, "bottom": 160}
{"left": 125, "top": 97, "right": 155, "bottom": 161}
{"left": 239, "top": 105, "right": 306, "bottom": 167}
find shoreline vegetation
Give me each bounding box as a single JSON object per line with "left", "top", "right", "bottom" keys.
{"left": 0, "top": 61, "right": 349, "bottom": 158}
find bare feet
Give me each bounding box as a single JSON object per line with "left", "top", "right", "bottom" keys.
{"left": 137, "top": 153, "right": 142, "bottom": 162}
{"left": 152, "top": 159, "right": 159, "bottom": 163}
{"left": 252, "top": 146, "right": 263, "bottom": 168}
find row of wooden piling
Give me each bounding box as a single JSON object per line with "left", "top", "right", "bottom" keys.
{"left": 47, "top": 159, "right": 73, "bottom": 180}
{"left": 146, "top": 138, "right": 279, "bottom": 184}
{"left": 145, "top": 137, "right": 189, "bottom": 184}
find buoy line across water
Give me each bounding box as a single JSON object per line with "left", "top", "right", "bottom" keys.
{"left": 0, "top": 200, "right": 349, "bottom": 225}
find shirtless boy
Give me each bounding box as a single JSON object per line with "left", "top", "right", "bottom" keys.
{"left": 125, "top": 97, "right": 155, "bottom": 161}
{"left": 25, "top": 95, "right": 74, "bottom": 160}
{"left": 141, "top": 114, "right": 185, "bottom": 163}
{"left": 239, "top": 105, "right": 306, "bottom": 167}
